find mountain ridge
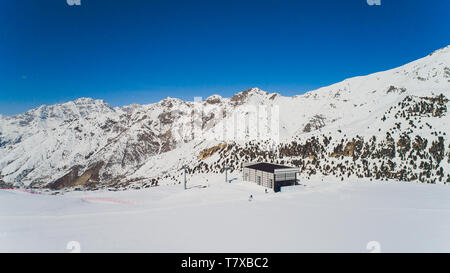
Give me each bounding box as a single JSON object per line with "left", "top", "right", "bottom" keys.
{"left": 1, "top": 45, "right": 449, "bottom": 191}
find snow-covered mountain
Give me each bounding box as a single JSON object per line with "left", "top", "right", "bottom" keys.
{"left": 1, "top": 45, "right": 449, "bottom": 191}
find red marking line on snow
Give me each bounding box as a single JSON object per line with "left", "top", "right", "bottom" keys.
{"left": 0, "top": 188, "right": 40, "bottom": 194}
{"left": 80, "top": 197, "right": 136, "bottom": 204}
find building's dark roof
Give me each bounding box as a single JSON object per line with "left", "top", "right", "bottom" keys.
{"left": 244, "top": 163, "right": 292, "bottom": 173}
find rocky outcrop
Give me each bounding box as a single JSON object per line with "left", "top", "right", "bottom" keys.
{"left": 303, "top": 115, "right": 326, "bottom": 133}
{"left": 46, "top": 162, "right": 104, "bottom": 190}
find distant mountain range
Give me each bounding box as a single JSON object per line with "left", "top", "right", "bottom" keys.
{"left": 1, "top": 45, "right": 449, "bottom": 191}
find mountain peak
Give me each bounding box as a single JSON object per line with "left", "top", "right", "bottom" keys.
{"left": 158, "top": 96, "right": 183, "bottom": 108}
{"left": 229, "top": 87, "right": 270, "bottom": 106}
{"left": 161, "top": 96, "right": 182, "bottom": 102}
{"left": 73, "top": 97, "right": 107, "bottom": 105}
{"left": 205, "top": 94, "right": 222, "bottom": 104}
{"left": 245, "top": 87, "right": 266, "bottom": 94}
{"left": 73, "top": 97, "right": 94, "bottom": 103}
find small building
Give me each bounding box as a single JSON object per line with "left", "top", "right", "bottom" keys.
{"left": 243, "top": 162, "right": 300, "bottom": 192}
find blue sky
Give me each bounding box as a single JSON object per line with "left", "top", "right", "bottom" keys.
{"left": 0, "top": 0, "right": 449, "bottom": 115}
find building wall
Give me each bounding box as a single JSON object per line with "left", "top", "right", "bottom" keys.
{"left": 244, "top": 165, "right": 299, "bottom": 192}
{"left": 243, "top": 167, "right": 275, "bottom": 189}
{"left": 274, "top": 180, "right": 296, "bottom": 192}
{"left": 274, "top": 171, "right": 296, "bottom": 181}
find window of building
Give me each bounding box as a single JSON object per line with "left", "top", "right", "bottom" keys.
{"left": 285, "top": 173, "right": 296, "bottom": 180}
{"left": 275, "top": 173, "right": 285, "bottom": 181}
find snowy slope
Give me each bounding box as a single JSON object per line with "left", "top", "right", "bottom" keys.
{"left": 0, "top": 46, "right": 449, "bottom": 189}
{"left": 1, "top": 175, "right": 450, "bottom": 252}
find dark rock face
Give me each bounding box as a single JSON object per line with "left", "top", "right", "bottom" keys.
{"left": 443, "top": 67, "right": 450, "bottom": 79}
{"left": 386, "top": 85, "right": 406, "bottom": 94}
{"left": 303, "top": 115, "right": 326, "bottom": 133}
{"left": 0, "top": 175, "right": 13, "bottom": 188}
{"left": 206, "top": 96, "right": 221, "bottom": 104}
{"left": 158, "top": 112, "right": 175, "bottom": 125}
{"left": 230, "top": 92, "right": 250, "bottom": 106}
{"left": 47, "top": 162, "right": 104, "bottom": 190}
{"left": 230, "top": 88, "right": 261, "bottom": 106}
{"left": 46, "top": 166, "right": 79, "bottom": 190}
